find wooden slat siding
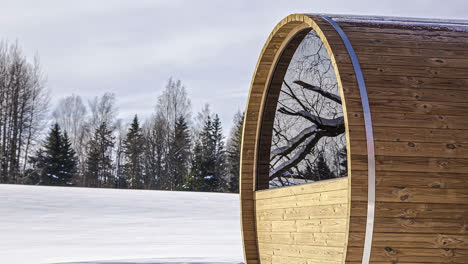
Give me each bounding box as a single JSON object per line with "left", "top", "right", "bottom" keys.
{"left": 351, "top": 170, "right": 468, "bottom": 189}
{"left": 347, "top": 45, "right": 468, "bottom": 58}
{"left": 347, "top": 98, "right": 468, "bottom": 116}
{"left": 346, "top": 246, "right": 468, "bottom": 263}
{"left": 349, "top": 126, "right": 468, "bottom": 143}
{"left": 311, "top": 16, "right": 369, "bottom": 264}
{"left": 244, "top": 14, "right": 468, "bottom": 264}
{"left": 336, "top": 23, "right": 468, "bottom": 37}
{"left": 341, "top": 74, "right": 468, "bottom": 91}
{"left": 352, "top": 187, "right": 468, "bottom": 204}
{"left": 352, "top": 154, "right": 468, "bottom": 173}
{"left": 339, "top": 64, "right": 468, "bottom": 79}
{"left": 326, "top": 36, "right": 468, "bottom": 51}
{"left": 349, "top": 217, "right": 468, "bottom": 234}
{"left": 325, "top": 30, "right": 468, "bottom": 44}
{"left": 241, "top": 14, "right": 364, "bottom": 264}
{"left": 351, "top": 140, "right": 468, "bottom": 158}
{"left": 335, "top": 53, "right": 468, "bottom": 69}
{"left": 256, "top": 204, "right": 348, "bottom": 221}
{"left": 349, "top": 232, "right": 468, "bottom": 249}
{"left": 338, "top": 18, "right": 468, "bottom": 263}
{"left": 351, "top": 201, "right": 468, "bottom": 220}
{"left": 255, "top": 178, "right": 349, "bottom": 264}
{"left": 348, "top": 111, "right": 468, "bottom": 129}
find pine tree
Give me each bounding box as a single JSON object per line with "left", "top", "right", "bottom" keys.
{"left": 212, "top": 114, "right": 226, "bottom": 191}
{"left": 124, "top": 115, "right": 144, "bottom": 189}
{"left": 171, "top": 116, "right": 191, "bottom": 190}
{"left": 199, "top": 115, "right": 217, "bottom": 191}
{"left": 85, "top": 122, "right": 114, "bottom": 187}
{"left": 61, "top": 132, "right": 78, "bottom": 184}
{"left": 226, "top": 112, "right": 244, "bottom": 193}
{"left": 184, "top": 140, "right": 204, "bottom": 191}
{"left": 186, "top": 114, "right": 225, "bottom": 192}
{"left": 186, "top": 115, "right": 213, "bottom": 191}
{"left": 34, "top": 123, "right": 77, "bottom": 186}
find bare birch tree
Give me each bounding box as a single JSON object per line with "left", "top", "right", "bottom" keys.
{"left": 0, "top": 40, "right": 49, "bottom": 184}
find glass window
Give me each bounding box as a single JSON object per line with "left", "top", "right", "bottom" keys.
{"left": 267, "top": 29, "right": 347, "bottom": 189}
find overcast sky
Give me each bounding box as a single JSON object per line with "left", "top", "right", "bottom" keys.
{"left": 1, "top": 0, "right": 467, "bottom": 133}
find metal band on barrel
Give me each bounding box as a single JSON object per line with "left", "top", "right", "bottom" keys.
{"left": 322, "top": 16, "right": 376, "bottom": 264}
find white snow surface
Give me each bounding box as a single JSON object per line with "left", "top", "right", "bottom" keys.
{"left": 0, "top": 184, "right": 244, "bottom": 264}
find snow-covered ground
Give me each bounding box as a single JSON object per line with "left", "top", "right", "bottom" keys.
{"left": 0, "top": 184, "right": 244, "bottom": 264}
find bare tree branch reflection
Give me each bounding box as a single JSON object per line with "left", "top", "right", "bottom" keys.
{"left": 269, "top": 30, "right": 347, "bottom": 188}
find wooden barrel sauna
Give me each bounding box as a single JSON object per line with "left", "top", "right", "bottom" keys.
{"left": 239, "top": 14, "right": 468, "bottom": 264}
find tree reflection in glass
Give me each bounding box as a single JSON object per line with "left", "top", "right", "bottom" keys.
{"left": 269, "top": 30, "right": 347, "bottom": 188}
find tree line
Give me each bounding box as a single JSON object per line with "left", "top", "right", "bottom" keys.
{"left": 0, "top": 41, "right": 243, "bottom": 193}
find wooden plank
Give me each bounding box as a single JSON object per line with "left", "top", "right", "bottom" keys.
{"left": 341, "top": 64, "right": 468, "bottom": 79}
{"left": 346, "top": 246, "right": 468, "bottom": 263}
{"left": 345, "top": 85, "right": 468, "bottom": 103}
{"left": 349, "top": 126, "right": 468, "bottom": 143}
{"left": 351, "top": 45, "right": 468, "bottom": 58}
{"left": 351, "top": 201, "right": 468, "bottom": 220}
{"left": 256, "top": 204, "right": 348, "bottom": 221}
{"left": 257, "top": 232, "right": 346, "bottom": 247}
{"left": 254, "top": 177, "right": 348, "bottom": 200}
{"left": 255, "top": 189, "right": 348, "bottom": 210}
{"left": 347, "top": 98, "right": 468, "bottom": 116}
{"left": 258, "top": 243, "right": 344, "bottom": 261}
{"left": 256, "top": 218, "right": 348, "bottom": 233}
{"left": 349, "top": 232, "right": 468, "bottom": 249}
{"left": 336, "top": 53, "right": 468, "bottom": 69}
{"left": 350, "top": 216, "right": 468, "bottom": 234}
{"left": 271, "top": 254, "right": 342, "bottom": 264}
{"left": 344, "top": 31, "right": 468, "bottom": 44}
{"left": 351, "top": 170, "right": 468, "bottom": 189}
{"left": 351, "top": 140, "right": 468, "bottom": 158}
{"left": 341, "top": 74, "right": 468, "bottom": 91}
{"left": 348, "top": 111, "right": 468, "bottom": 130}
{"left": 352, "top": 186, "right": 468, "bottom": 204}
{"left": 352, "top": 154, "right": 468, "bottom": 174}
{"left": 327, "top": 35, "right": 468, "bottom": 51}
{"left": 338, "top": 23, "right": 468, "bottom": 38}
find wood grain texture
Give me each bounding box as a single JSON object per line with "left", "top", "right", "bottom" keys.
{"left": 240, "top": 14, "right": 358, "bottom": 264}
{"left": 255, "top": 179, "right": 349, "bottom": 264}
{"left": 339, "top": 17, "right": 468, "bottom": 264}
{"left": 241, "top": 13, "right": 468, "bottom": 264}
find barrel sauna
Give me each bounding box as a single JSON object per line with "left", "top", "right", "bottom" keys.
{"left": 240, "top": 14, "right": 468, "bottom": 264}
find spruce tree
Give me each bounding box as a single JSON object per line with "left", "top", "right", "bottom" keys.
{"left": 186, "top": 115, "right": 216, "bottom": 192}
{"left": 200, "top": 115, "right": 217, "bottom": 191}
{"left": 226, "top": 112, "right": 244, "bottom": 193}
{"left": 124, "top": 115, "right": 144, "bottom": 189}
{"left": 171, "top": 116, "right": 191, "bottom": 190}
{"left": 35, "top": 123, "right": 77, "bottom": 186}
{"left": 61, "top": 132, "right": 78, "bottom": 184}
{"left": 85, "top": 122, "right": 114, "bottom": 187}
{"left": 186, "top": 114, "right": 225, "bottom": 192}
{"left": 184, "top": 140, "right": 204, "bottom": 191}
{"left": 212, "top": 114, "right": 226, "bottom": 191}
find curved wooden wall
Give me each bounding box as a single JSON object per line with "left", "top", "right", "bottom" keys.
{"left": 240, "top": 14, "right": 468, "bottom": 264}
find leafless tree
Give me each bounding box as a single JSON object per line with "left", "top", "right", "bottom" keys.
{"left": 269, "top": 31, "right": 346, "bottom": 188}
{"left": 0, "top": 40, "right": 49, "bottom": 184}
{"left": 88, "top": 92, "right": 118, "bottom": 131}
{"left": 155, "top": 78, "right": 191, "bottom": 190}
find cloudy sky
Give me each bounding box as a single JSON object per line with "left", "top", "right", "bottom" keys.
{"left": 1, "top": 0, "right": 467, "bottom": 132}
